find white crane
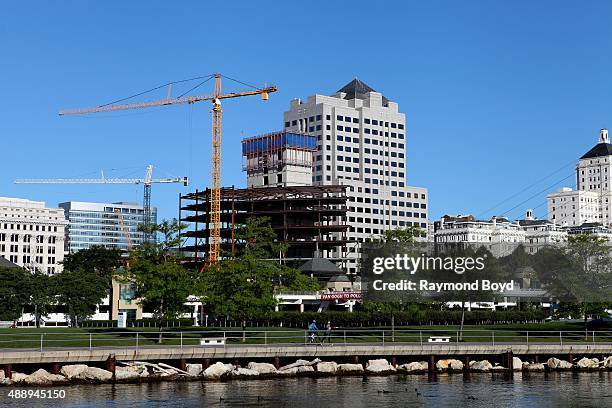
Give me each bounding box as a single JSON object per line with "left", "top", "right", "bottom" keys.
{"left": 15, "top": 164, "right": 188, "bottom": 243}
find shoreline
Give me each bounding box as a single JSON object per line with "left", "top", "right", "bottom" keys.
{"left": 2, "top": 356, "right": 611, "bottom": 387}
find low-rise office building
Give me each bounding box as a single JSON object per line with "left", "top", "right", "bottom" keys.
{"left": 59, "top": 201, "right": 156, "bottom": 253}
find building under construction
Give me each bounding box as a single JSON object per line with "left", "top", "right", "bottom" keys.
{"left": 179, "top": 185, "right": 352, "bottom": 266}
{"left": 179, "top": 131, "right": 354, "bottom": 271}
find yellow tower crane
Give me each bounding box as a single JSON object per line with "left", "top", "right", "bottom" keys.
{"left": 58, "top": 74, "right": 277, "bottom": 265}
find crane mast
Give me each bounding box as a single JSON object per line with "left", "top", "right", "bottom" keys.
{"left": 210, "top": 74, "right": 223, "bottom": 263}
{"left": 143, "top": 165, "right": 154, "bottom": 243}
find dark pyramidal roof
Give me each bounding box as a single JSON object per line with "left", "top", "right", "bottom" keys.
{"left": 0, "top": 257, "right": 20, "bottom": 269}
{"left": 299, "top": 257, "right": 343, "bottom": 275}
{"left": 336, "top": 78, "right": 389, "bottom": 107}
{"left": 581, "top": 143, "right": 612, "bottom": 159}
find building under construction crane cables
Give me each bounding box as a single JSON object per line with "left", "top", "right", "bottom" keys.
{"left": 59, "top": 74, "right": 277, "bottom": 265}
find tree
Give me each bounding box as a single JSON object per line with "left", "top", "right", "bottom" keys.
{"left": 56, "top": 268, "right": 108, "bottom": 327}
{"left": 199, "top": 217, "right": 319, "bottom": 335}
{"left": 533, "top": 234, "right": 612, "bottom": 337}
{"left": 233, "top": 216, "right": 286, "bottom": 259}
{"left": 123, "top": 218, "right": 195, "bottom": 342}
{"left": 380, "top": 226, "right": 423, "bottom": 244}
{"left": 362, "top": 226, "right": 428, "bottom": 328}
{"left": 28, "top": 271, "right": 56, "bottom": 328}
{"left": 0, "top": 266, "right": 30, "bottom": 322}
{"left": 128, "top": 257, "right": 195, "bottom": 339}
{"left": 59, "top": 246, "right": 122, "bottom": 322}
{"left": 201, "top": 257, "right": 277, "bottom": 319}
{"left": 137, "top": 218, "right": 186, "bottom": 262}
{"left": 62, "top": 245, "right": 122, "bottom": 284}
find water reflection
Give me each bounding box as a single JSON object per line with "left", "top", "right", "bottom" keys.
{"left": 1, "top": 372, "right": 610, "bottom": 408}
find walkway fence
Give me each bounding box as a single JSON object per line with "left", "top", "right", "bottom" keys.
{"left": 0, "top": 329, "right": 611, "bottom": 352}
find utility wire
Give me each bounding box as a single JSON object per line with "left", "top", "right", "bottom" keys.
{"left": 499, "top": 172, "right": 575, "bottom": 218}
{"left": 475, "top": 158, "right": 576, "bottom": 219}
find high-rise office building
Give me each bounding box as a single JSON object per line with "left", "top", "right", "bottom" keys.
{"left": 0, "top": 197, "right": 67, "bottom": 274}
{"left": 59, "top": 201, "right": 156, "bottom": 253}
{"left": 283, "top": 79, "right": 428, "bottom": 272}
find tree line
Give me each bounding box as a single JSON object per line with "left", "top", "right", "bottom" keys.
{"left": 0, "top": 217, "right": 319, "bottom": 331}
{"left": 1, "top": 218, "right": 609, "bottom": 333}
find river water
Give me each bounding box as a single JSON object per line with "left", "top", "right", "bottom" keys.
{"left": 2, "top": 372, "right": 611, "bottom": 407}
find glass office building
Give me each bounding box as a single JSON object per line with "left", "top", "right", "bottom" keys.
{"left": 58, "top": 201, "right": 157, "bottom": 253}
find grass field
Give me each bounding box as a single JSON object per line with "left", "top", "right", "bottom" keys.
{"left": 0, "top": 322, "right": 610, "bottom": 349}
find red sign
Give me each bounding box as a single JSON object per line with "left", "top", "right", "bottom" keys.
{"left": 320, "top": 292, "right": 363, "bottom": 301}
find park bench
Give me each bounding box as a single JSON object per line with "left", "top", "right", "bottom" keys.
{"left": 428, "top": 336, "right": 451, "bottom": 343}
{"left": 200, "top": 337, "right": 226, "bottom": 346}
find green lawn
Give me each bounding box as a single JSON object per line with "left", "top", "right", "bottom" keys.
{"left": 0, "top": 322, "right": 609, "bottom": 349}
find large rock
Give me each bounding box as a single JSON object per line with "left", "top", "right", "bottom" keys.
{"left": 10, "top": 372, "right": 28, "bottom": 384}
{"left": 603, "top": 356, "right": 612, "bottom": 369}
{"left": 316, "top": 361, "right": 338, "bottom": 374}
{"left": 60, "top": 364, "right": 89, "bottom": 379}
{"left": 512, "top": 357, "right": 523, "bottom": 371}
{"left": 24, "top": 369, "right": 68, "bottom": 385}
{"left": 524, "top": 363, "right": 545, "bottom": 372}
{"left": 337, "top": 363, "right": 364, "bottom": 373}
{"left": 470, "top": 360, "right": 492, "bottom": 372}
{"left": 186, "top": 364, "right": 203, "bottom": 377}
{"left": 136, "top": 365, "right": 149, "bottom": 378}
{"left": 279, "top": 359, "right": 308, "bottom": 371}
{"left": 159, "top": 368, "right": 179, "bottom": 377}
{"left": 115, "top": 367, "right": 141, "bottom": 381}
{"left": 204, "top": 362, "right": 233, "bottom": 379}
{"left": 576, "top": 357, "right": 599, "bottom": 369}
{"left": 247, "top": 362, "right": 277, "bottom": 375}
{"left": 119, "top": 365, "right": 148, "bottom": 379}
{"left": 436, "top": 359, "right": 463, "bottom": 372}
{"left": 231, "top": 367, "right": 260, "bottom": 378}
{"left": 297, "top": 366, "right": 315, "bottom": 374}
{"left": 0, "top": 370, "right": 10, "bottom": 385}
{"left": 82, "top": 367, "right": 113, "bottom": 382}
{"left": 547, "top": 358, "right": 573, "bottom": 370}
{"left": 398, "top": 361, "right": 428, "bottom": 373}
{"left": 278, "top": 367, "right": 299, "bottom": 376}
{"left": 59, "top": 364, "right": 111, "bottom": 382}
{"left": 365, "top": 359, "right": 396, "bottom": 373}
{"left": 279, "top": 358, "right": 320, "bottom": 371}
{"left": 278, "top": 366, "right": 315, "bottom": 376}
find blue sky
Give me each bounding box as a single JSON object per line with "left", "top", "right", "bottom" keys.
{"left": 1, "top": 1, "right": 611, "bottom": 222}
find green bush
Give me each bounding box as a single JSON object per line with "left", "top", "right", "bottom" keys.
{"left": 206, "top": 309, "right": 548, "bottom": 328}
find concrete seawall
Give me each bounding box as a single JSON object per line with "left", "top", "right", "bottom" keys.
{"left": 1, "top": 343, "right": 611, "bottom": 365}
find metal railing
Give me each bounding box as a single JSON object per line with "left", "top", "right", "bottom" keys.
{"left": 0, "top": 329, "right": 610, "bottom": 352}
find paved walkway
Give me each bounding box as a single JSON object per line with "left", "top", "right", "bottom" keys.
{"left": 1, "top": 342, "right": 610, "bottom": 364}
